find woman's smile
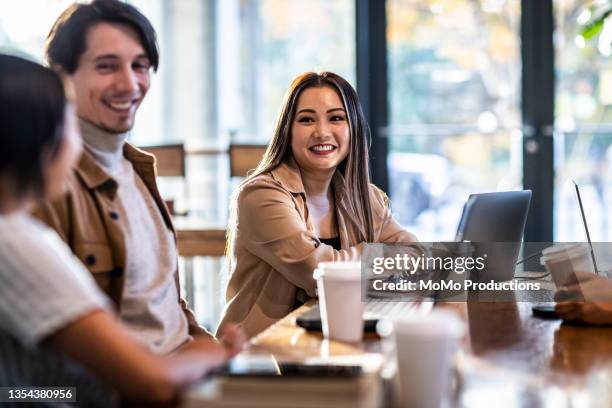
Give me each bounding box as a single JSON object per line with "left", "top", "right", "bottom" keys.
{"left": 291, "top": 86, "right": 350, "bottom": 175}
{"left": 309, "top": 143, "right": 338, "bottom": 155}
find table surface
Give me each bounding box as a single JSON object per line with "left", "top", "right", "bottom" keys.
{"left": 214, "top": 287, "right": 612, "bottom": 407}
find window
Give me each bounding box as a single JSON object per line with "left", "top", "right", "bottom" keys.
{"left": 554, "top": 0, "right": 612, "bottom": 241}
{"left": 386, "top": 0, "right": 522, "bottom": 240}
{"left": 0, "top": 1, "right": 73, "bottom": 57}
{"left": 234, "top": 0, "right": 355, "bottom": 143}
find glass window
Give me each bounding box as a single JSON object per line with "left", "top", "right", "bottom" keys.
{"left": 234, "top": 0, "right": 355, "bottom": 143}
{"left": 386, "top": 0, "right": 522, "bottom": 241}
{"left": 0, "top": 1, "right": 74, "bottom": 58}
{"left": 554, "top": 0, "right": 612, "bottom": 241}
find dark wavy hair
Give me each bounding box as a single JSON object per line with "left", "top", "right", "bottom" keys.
{"left": 242, "top": 71, "right": 375, "bottom": 243}
{"left": 45, "top": 0, "right": 159, "bottom": 73}
{"left": 0, "top": 54, "right": 67, "bottom": 198}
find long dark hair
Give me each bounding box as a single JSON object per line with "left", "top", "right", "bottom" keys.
{"left": 0, "top": 54, "right": 67, "bottom": 198}
{"left": 235, "top": 71, "right": 375, "bottom": 244}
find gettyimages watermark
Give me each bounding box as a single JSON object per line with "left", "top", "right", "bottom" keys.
{"left": 360, "top": 242, "right": 612, "bottom": 302}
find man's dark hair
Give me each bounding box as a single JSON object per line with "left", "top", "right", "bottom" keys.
{"left": 0, "top": 54, "right": 67, "bottom": 198}
{"left": 45, "top": 0, "right": 159, "bottom": 74}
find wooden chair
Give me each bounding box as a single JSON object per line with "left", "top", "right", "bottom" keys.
{"left": 174, "top": 223, "right": 226, "bottom": 316}
{"left": 228, "top": 144, "right": 268, "bottom": 177}
{"left": 140, "top": 144, "right": 186, "bottom": 177}
{"left": 140, "top": 144, "right": 187, "bottom": 215}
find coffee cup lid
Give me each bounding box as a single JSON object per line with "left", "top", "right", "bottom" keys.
{"left": 317, "top": 261, "right": 361, "bottom": 270}
{"left": 313, "top": 262, "right": 361, "bottom": 281}
{"left": 542, "top": 243, "right": 587, "bottom": 255}
{"left": 541, "top": 243, "right": 588, "bottom": 262}
{"left": 379, "top": 309, "right": 465, "bottom": 339}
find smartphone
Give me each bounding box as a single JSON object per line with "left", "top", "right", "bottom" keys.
{"left": 210, "top": 355, "right": 363, "bottom": 378}
{"left": 532, "top": 304, "right": 560, "bottom": 319}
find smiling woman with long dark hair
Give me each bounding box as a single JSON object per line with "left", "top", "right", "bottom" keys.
{"left": 217, "top": 71, "right": 417, "bottom": 338}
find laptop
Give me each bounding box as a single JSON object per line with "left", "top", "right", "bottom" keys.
{"left": 296, "top": 190, "right": 532, "bottom": 332}
{"left": 573, "top": 180, "right": 600, "bottom": 275}
{"left": 532, "top": 182, "right": 600, "bottom": 319}
{"left": 455, "top": 190, "right": 532, "bottom": 282}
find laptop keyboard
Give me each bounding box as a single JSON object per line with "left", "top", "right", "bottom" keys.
{"left": 295, "top": 299, "right": 434, "bottom": 332}
{"left": 363, "top": 299, "right": 431, "bottom": 320}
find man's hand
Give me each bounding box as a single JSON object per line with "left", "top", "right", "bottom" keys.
{"left": 175, "top": 334, "right": 227, "bottom": 357}
{"left": 217, "top": 324, "right": 247, "bottom": 357}
{"left": 178, "top": 324, "right": 246, "bottom": 358}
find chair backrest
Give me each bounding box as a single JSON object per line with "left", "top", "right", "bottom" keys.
{"left": 140, "top": 144, "right": 186, "bottom": 177}
{"left": 139, "top": 144, "right": 187, "bottom": 215}
{"left": 229, "top": 144, "right": 268, "bottom": 177}
{"left": 176, "top": 227, "right": 226, "bottom": 257}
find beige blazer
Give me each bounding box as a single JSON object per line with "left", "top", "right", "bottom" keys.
{"left": 217, "top": 158, "right": 416, "bottom": 338}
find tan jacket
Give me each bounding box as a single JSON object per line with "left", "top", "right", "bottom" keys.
{"left": 218, "top": 158, "right": 416, "bottom": 338}
{"left": 31, "top": 143, "right": 208, "bottom": 337}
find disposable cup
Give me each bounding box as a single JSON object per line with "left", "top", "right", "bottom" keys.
{"left": 541, "top": 244, "right": 594, "bottom": 287}
{"left": 313, "top": 261, "right": 364, "bottom": 342}
{"left": 378, "top": 310, "right": 465, "bottom": 408}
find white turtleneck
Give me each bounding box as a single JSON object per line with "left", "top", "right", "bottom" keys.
{"left": 79, "top": 119, "right": 191, "bottom": 354}
{"left": 79, "top": 119, "right": 127, "bottom": 172}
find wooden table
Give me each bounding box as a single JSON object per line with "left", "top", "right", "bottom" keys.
{"left": 449, "top": 301, "right": 612, "bottom": 407}
{"left": 186, "top": 287, "right": 612, "bottom": 407}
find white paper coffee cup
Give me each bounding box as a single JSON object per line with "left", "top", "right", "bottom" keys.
{"left": 541, "top": 243, "right": 594, "bottom": 287}
{"left": 313, "top": 261, "right": 364, "bottom": 342}
{"left": 378, "top": 310, "right": 465, "bottom": 408}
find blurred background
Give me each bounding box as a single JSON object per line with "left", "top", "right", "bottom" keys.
{"left": 1, "top": 0, "right": 611, "bottom": 328}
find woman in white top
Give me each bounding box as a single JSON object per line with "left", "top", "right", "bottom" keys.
{"left": 0, "top": 54, "right": 242, "bottom": 406}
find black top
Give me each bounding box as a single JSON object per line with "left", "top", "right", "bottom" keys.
{"left": 319, "top": 236, "right": 341, "bottom": 250}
